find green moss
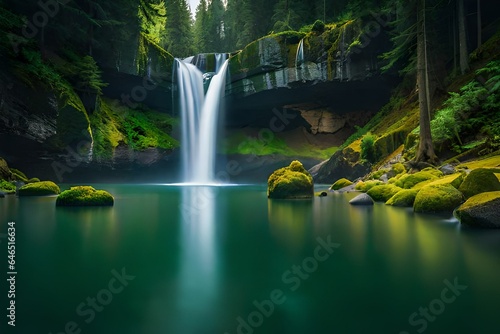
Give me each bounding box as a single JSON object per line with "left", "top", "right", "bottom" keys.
{"left": 414, "top": 184, "right": 465, "bottom": 213}
{"left": 56, "top": 186, "right": 114, "bottom": 207}
{"left": 459, "top": 168, "right": 500, "bottom": 198}
{"left": 366, "top": 184, "right": 403, "bottom": 202}
{"left": 395, "top": 171, "right": 441, "bottom": 189}
{"left": 386, "top": 189, "right": 420, "bottom": 207}
{"left": 355, "top": 180, "right": 384, "bottom": 192}
{"left": 426, "top": 173, "right": 464, "bottom": 189}
{"left": 18, "top": 181, "right": 60, "bottom": 196}
{"left": 27, "top": 177, "right": 41, "bottom": 184}
{"left": 10, "top": 168, "right": 28, "bottom": 182}
{"left": 391, "top": 163, "right": 406, "bottom": 175}
{"left": 0, "top": 180, "right": 16, "bottom": 194}
{"left": 268, "top": 160, "right": 314, "bottom": 199}
{"left": 455, "top": 191, "right": 500, "bottom": 228}
{"left": 369, "top": 169, "right": 389, "bottom": 180}
{"left": 330, "top": 178, "right": 353, "bottom": 191}
{"left": 457, "top": 154, "right": 500, "bottom": 170}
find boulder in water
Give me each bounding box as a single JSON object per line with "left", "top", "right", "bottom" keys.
{"left": 349, "top": 193, "right": 374, "bottom": 206}
{"left": 268, "top": 161, "right": 314, "bottom": 199}
{"left": 56, "top": 186, "right": 114, "bottom": 207}
{"left": 455, "top": 191, "right": 500, "bottom": 228}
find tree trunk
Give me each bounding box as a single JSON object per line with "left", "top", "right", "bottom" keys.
{"left": 415, "top": 0, "right": 438, "bottom": 165}
{"left": 477, "top": 0, "right": 482, "bottom": 48}
{"left": 458, "top": 0, "right": 469, "bottom": 74}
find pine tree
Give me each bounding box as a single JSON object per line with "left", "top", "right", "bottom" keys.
{"left": 193, "top": 0, "right": 208, "bottom": 53}
{"left": 165, "top": 0, "right": 193, "bottom": 57}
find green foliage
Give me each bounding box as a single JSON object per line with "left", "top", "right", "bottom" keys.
{"left": 360, "top": 133, "right": 377, "bottom": 162}
{"left": 431, "top": 61, "right": 500, "bottom": 152}
{"left": 414, "top": 184, "right": 465, "bottom": 213}
{"left": 459, "top": 168, "right": 500, "bottom": 199}
{"left": 74, "top": 56, "right": 108, "bottom": 94}
{"left": 56, "top": 186, "right": 114, "bottom": 207}
{"left": 0, "top": 180, "right": 16, "bottom": 194}
{"left": 18, "top": 181, "right": 61, "bottom": 196}
{"left": 91, "top": 99, "right": 178, "bottom": 158}
{"left": 366, "top": 184, "right": 402, "bottom": 202}
{"left": 311, "top": 20, "right": 326, "bottom": 33}
{"left": 267, "top": 160, "right": 314, "bottom": 199}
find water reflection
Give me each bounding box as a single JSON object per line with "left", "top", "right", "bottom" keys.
{"left": 268, "top": 199, "right": 312, "bottom": 251}
{"left": 176, "top": 186, "right": 219, "bottom": 330}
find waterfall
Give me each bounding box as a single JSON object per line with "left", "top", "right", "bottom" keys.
{"left": 175, "top": 55, "right": 229, "bottom": 184}
{"left": 295, "top": 39, "right": 305, "bottom": 82}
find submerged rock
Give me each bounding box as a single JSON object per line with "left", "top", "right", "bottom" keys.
{"left": 267, "top": 160, "right": 314, "bottom": 199}
{"left": 18, "top": 181, "right": 60, "bottom": 196}
{"left": 455, "top": 191, "right": 500, "bottom": 228}
{"left": 56, "top": 186, "right": 114, "bottom": 207}
{"left": 413, "top": 184, "right": 464, "bottom": 213}
{"left": 349, "top": 193, "right": 374, "bottom": 206}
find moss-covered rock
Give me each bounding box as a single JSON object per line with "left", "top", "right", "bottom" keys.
{"left": 0, "top": 180, "right": 16, "bottom": 195}
{"left": 414, "top": 184, "right": 465, "bottom": 213}
{"left": 454, "top": 191, "right": 500, "bottom": 228}
{"left": 0, "top": 158, "right": 11, "bottom": 180}
{"left": 10, "top": 168, "right": 28, "bottom": 182}
{"left": 268, "top": 160, "right": 314, "bottom": 199}
{"left": 56, "top": 186, "right": 114, "bottom": 206}
{"left": 355, "top": 180, "right": 384, "bottom": 192}
{"left": 426, "top": 173, "right": 464, "bottom": 189}
{"left": 330, "top": 178, "right": 353, "bottom": 191}
{"left": 458, "top": 168, "right": 500, "bottom": 199}
{"left": 390, "top": 163, "right": 406, "bottom": 176}
{"left": 366, "top": 184, "right": 403, "bottom": 202}
{"left": 395, "top": 170, "right": 442, "bottom": 189}
{"left": 386, "top": 189, "right": 420, "bottom": 207}
{"left": 18, "top": 181, "right": 60, "bottom": 196}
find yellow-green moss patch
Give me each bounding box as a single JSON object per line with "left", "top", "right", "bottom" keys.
{"left": 268, "top": 161, "right": 314, "bottom": 199}
{"left": 355, "top": 180, "right": 384, "bottom": 192}
{"left": 458, "top": 168, "right": 500, "bottom": 198}
{"left": 18, "top": 181, "right": 60, "bottom": 196}
{"left": 457, "top": 154, "right": 500, "bottom": 170}
{"left": 395, "top": 170, "right": 442, "bottom": 189}
{"left": 414, "top": 184, "right": 464, "bottom": 213}
{"left": 426, "top": 173, "right": 464, "bottom": 189}
{"left": 56, "top": 186, "right": 114, "bottom": 207}
{"left": 330, "top": 178, "right": 353, "bottom": 191}
{"left": 367, "top": 184, "right": 403, "bottom": 202}
{"left": 386, "top": 189, "right": 420, "bottom": 207}
{"left": 0, "top": 180, "right": 16, "bottom": 194}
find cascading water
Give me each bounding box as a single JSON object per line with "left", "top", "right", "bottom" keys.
{"left": 295, "top": 39, "right": 305, "bottom": 82}
{"left": 175, "top": 55, "right": 229, "bottom": 184}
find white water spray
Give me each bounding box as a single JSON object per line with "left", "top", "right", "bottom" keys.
{"left": 176, "top": 55, "right": 229, "bottom": 184}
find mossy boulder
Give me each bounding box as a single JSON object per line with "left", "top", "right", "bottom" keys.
{"left": 454, "top": 191, "right": 500, "bottom": 228}
{"left": 330, "top": 178, "right": 353, "bottom": 191}
{"left": 10, "top": 168, "right": 28, "bottom": 182}
{"left": 366, "top": 184, "right": 403, "bottom": 202}
{"left": 414, "top": 184, "right": 465, "bottom": 213}
{"left": 56, "top": 186, "right": 114, "bottom": 206}
{"left": 0, "top": 158, "right": 11, "bottom": 180}
{"left": 388, "top": 163, "right": 406, "bottom": 178}
{"left": 18, "top": 181, "right": 60, "bottom": 196}
{"left": 355, "top": 180, "right": 384, "bottom": 192}
{"left": 0, "top": 180, "right": 16, "bottom": 195}
{"left": 395, "top": 170, "right": 442, "bottom": 189}
{"left": 458, "top": 168, "right": 500, "bottom": 199}
{"left": 386, "top": 189, "right": 420, "bottom": 207}
{"left": 267, "top": 160, "right": 314, "bottom": 199}
{"left": 426, "top": 173, "right": 464, "bottom": 189}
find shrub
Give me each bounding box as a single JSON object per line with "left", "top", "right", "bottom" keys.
{"left": 360, "top": 133, "right": 377, "bottom": 162}
{"left": 312, "top": 20, "right": 326, "bottom": 33}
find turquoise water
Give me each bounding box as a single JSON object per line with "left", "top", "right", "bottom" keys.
{"left": 1, "top": 184, "right": 500, "bottom": 334}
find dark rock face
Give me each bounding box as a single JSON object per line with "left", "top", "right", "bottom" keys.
{"left": 311, "top": 148, "right": 371, "bottom": 184}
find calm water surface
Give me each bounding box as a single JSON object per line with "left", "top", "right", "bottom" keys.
{"left": 1, "top": 184, "right": 499, "bottom": 334}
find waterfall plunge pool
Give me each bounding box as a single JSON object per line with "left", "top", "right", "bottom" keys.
{"left": 1, "top": 184, "right": 499, "bottom": 333}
